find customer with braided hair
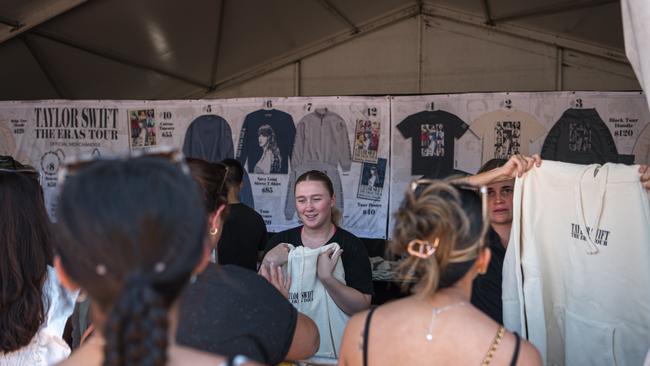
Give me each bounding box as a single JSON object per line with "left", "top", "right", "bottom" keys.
{"left": 339, "top": 178, "right": 541, "bottom": 366}
{"left": 53, "top": 156, "right": 259, "bottom": 366}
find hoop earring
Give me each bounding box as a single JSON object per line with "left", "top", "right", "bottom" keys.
{"left": 209, "top": 227, "right": 219, "bottom": 236}
{"left": 406, "top": 238, "right": 439, "bottom": 259}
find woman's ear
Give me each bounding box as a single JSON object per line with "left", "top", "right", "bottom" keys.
{"left": 208, "top": 204, "right": 227, "bottom": 232}
{"left": 54, "top": 256, "right": 81, "bottom": 291}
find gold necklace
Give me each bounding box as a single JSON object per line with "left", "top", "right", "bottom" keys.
{"left": 425, "top": 301, "right": 468, "bottom": 341}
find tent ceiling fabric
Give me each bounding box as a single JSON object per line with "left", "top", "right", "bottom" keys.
{"left": 0, "top": 0, "right": 628, "bottom": 100}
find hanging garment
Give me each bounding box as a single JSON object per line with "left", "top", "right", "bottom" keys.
{"left": 284, "top": 161, "right": 344, "bottom": 220}
{"left": 503, "top": 160, "right": 650, "bottom": 366}
{"left": 622, "top": 0, "right": 650, "bottom": 113}
{"left": 396, "top": 110, "right": 469, "bottom": 177}
{"left": 182, "top": 114, "right": 254, "bottom": 208}
{"left": 292, "top": 108, "right": 352, "bottom": 172}
{"left": 237, "top": 109, "right": 296, "bottom": 174}
{"left": 541, "top": 108, "right": 634, "bottom": 165}
{"left": 285, "top": 243, "right": 349, "bottom": 360}
{"left": 470, "top": 108, "right": 547, "bottom": 164}
{"left": 183, "top": 115, "right": 234, "bottom": 162}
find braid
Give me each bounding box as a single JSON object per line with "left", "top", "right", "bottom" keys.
{"left": 103, "top": 274, "right": 168, "bottom": 366}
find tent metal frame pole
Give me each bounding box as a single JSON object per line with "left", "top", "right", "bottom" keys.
{"left": 417, "top": 13, "right": 424, "bottom": 93}
{"left": 0, "top": 0, "right": 88, "bottom": 44}
{"left": 492, "top": 0, "right": 619, "bottom": 23}
{"left": 197, "top": 2, "right": 628, "bottom": 97}
{"left": 209, "top": 0, "right": 227, "bottom": 89}
{"left": 421, "top": 3, "right": 627, "bottom": 64}
{"left": 30, "top": 29, "right": 211, "bottom": 89}
{"left": 316, "top": 0, "right": 360, "bottom": 34}
{"left": 0, "top": 15, "right": 23, "bottom": 30}
{"left": 209, "top": 4, "right": 420, "bottom": 94}
{"left": 556, "top": 47, "right": 564, "bottom": 91}
{"left": 22, "top": 35, "right": 65, "bottom": 98}
{"left": 481, "top": 0, "right": 495, "bottom": 25}
{"left": 294, "top": 61, "right": 301, "bottom": 96}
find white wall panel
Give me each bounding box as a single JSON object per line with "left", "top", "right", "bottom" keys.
{"left": 562, "top": 50, "right": 640, "bottom": 91}
{"left": 201, "top": 17, "right": 640, "bottom": 98}
{"left": 300, "top": 19, "right": 419, "bottom": 96}
{"left": 421, "top": 17, "right": 557, "bottom": 92}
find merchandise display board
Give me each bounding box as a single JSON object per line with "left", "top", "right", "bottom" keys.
{"left": 388, "top": 91, "right": 650, "bottom": 235}
{"left": 1, "top": 92, "right": 647, "bottom": 238}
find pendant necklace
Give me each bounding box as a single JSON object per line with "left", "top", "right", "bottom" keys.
{"left": 425, "top": 301, "right": 468, "bottom": 341}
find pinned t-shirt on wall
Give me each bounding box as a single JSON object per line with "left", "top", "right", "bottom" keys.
{"left": 396, "top": 110, "right": 470, "bottom": 177}
{"left": 470, "top": 108, "right": 546, "bottom": 164}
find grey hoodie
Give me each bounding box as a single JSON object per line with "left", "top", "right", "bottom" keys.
{"left": 292, "top": 109, "right": 352, "bottom": 171}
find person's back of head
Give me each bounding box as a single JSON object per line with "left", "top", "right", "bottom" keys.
{"left": 0, "top": 156, "right": 52, "bottom": 353}
{"left": 391, "top": 180, "right": 487, "bottom": 294}
{"left": 55, "top": 156, "right": 207, "bottom": 365}
{"left": 221, "top": 158, "right": 244, "bottom": 196}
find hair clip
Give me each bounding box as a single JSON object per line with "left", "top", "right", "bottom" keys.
{"left": 407, "top": 238, "right": 440, "bottom": 259}
{"left": 154, "top": 262, "right": 166, "bottom": 273}
{"left": 95, "top": 264, "right": 107, "bottom": 276}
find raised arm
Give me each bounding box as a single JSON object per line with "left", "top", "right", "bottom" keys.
{"left": 452, "top": 154, "right": 542, "bottom": 187}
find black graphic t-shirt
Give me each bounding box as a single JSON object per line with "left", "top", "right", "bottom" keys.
{"left": 397, "top": 110, "right": 469, "bottom": 177}
{"left": 541, "top": 108, "right": 634, "bottom": 164}
{"left": 236, "top": 109, "right": 296, "bottom": 174}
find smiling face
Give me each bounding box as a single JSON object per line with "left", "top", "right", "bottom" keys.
{"left": 295, "top": 180, "right": 335, "bottom": 230}
{"left": 486, "top": 180, "right": 514, "bottom": 225}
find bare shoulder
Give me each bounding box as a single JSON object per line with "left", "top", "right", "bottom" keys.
{"left": 339, "top": 309, "right": 372, "bottom": 366}
{"left": 516, "top": 339, "right": 543, "bottom": 366}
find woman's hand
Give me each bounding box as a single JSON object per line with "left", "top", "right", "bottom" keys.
{"left": 262, "top": 243, "right": 290, "bottom": 267}
{"left": 498, "top": 154, "right": 542, "bottom": 180}
{"left": 259, "top": 263, "right": 291, "bottom": 299}
{"left": 640, "top": 165, "right": 650, "bottom": 191}
{"left": 464, "top": 154, "right": 542, "bottom": 187}
{"left": 317, "top": 247, "right": 343, "bottom": 281}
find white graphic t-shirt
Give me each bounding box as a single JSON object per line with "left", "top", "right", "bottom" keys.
{"left": 470, "top": 109, "right": 546, "bottom": 164}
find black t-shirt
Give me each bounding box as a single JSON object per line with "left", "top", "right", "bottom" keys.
{"left": 266, "top": 226, "right": 375, "bottom": 296}
{"left": 397, "top": 110, "right": 469, "bottom": 177}
{"left": 176, "top": 264, "right": 297, "bottom": 364}
{"left": 471, "top": 228, "right": 505, "bottom": 324}
{"left": 217, "top": 203, "right": 267, "bottom": 271}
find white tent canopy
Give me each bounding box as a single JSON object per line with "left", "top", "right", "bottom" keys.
{"left": 0, "top": 0, "right": 638, "bottom": 100}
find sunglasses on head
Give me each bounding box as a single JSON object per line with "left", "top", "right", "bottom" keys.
{"left": 57, "top": 146, "right": 189, "bottom": 187}
{"left": 0, "top": 156, "right": 41, "bottom": 182}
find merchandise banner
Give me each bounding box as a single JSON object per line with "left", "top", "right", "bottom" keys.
{"left": 389, "top": 92, "right": 649, "bottom": 236}
{"left": 1, "top": 92, "right": 646, "bottom": 239}
{"left": 0, "top": 100, "right": 131, "bottom": 221}
{"left": 70, "top": 97, "right": 391, "bottom": 239}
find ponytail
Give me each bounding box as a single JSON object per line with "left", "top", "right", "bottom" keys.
{"left": 103, "top": 273, "right": 168, "bottom": 366}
